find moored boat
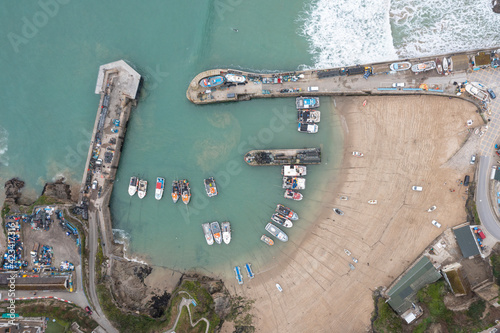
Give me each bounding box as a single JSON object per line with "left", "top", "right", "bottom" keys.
{"left": 225, "top": 73, "right": 246, "bottom": 83}
{"left": 202, "top": 223, "right": 214, "bottom": 245}
{"left": 260, "top": 235, "right": 274, "bottom": 246}
{"left": 411, "top": 61, "right": 436, "bottom": 73}
{"left": 180, "top": 180, "right": 191, "bottom": 204}
{"left": 204, "top": 177, "right": 218, "bottom": 197}
{"left": 265, "top": 223, "right": 288, "bottom": 242}
{"left": 128, "top": 176, "right": 139, "bottom": 196}
{"left": 428, "top": 205, "right": 437, "bottom": 212}
{"left": 271, "top": 213, "right": 293, "bottom": 228}
{"left": 297, "top": 110, "right": 321, "bottom": 123}
{"left": 234, "top": 266, "right": 243, "bottom": 285}
{"left": 245, "top": 263, "right": 254, "bottom": 279}
{"left": 211, "top": 221, "right": 222, "bottom": 244}
{"left": 282, "top": 165, "right": 307, "bottom": 177}
{"left": 389, "top": 62, "right": 411, "bottom": 71}
{"left": 296, "top": 97, "right": 320, "bottom": 109}
{"left": 199, "top": 75, "right": 225, "bottom": 88}
{"left": 298, "top": 122, "right": 318, "bottom": 134}
{"left": 155, "top": 177, "right": 164, "bottom": 200}
{"left": 171, "top": 180, "right": 179, "bottom": 203}
{"left": 282, "top": 177, "right": 306, "bottom": 190}
{"left": 447, "top": 57, "right": 453, "bottom": 72}
{"left": 221, "top": 221, "right": 231, "bottom": 245}
{"left": 368, "top": 200, "right": 377, "bottom": 205}
{"left": 276, "top": 204, "right": 299, "bottom": 220}
{"left": 284, "top": 189, "right": 303, "bottom": 201}
{"left": 352, "top": 151, "right": 363, "bottom": 157}
{"left": 138, "top": 180, "right": 147, "bottom": 199}
{"left": 244, "top": 148, "right": 321, "bottom": 166}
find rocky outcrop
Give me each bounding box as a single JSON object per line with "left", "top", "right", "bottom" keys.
{"left": 4, "top": 178, "right": 25, "bottom": 205}
{"left": 213, "top": 292, "right": 231, "bottom": 318}
{"left": 494, "top": 0, "right": 500, "bottom": 13}
{"left": 42, "top": 178, "right": 72, "bottom": 201}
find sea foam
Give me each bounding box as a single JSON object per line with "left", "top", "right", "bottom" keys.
{"left": 112, "top": 228, "right": 148, "bottom": 265}
{"left": 300, "top": 0, "right": 397, "bottom": 69}
{"left": 0, "top": 127, "right": 9, "bottom": 167}
{"left": 301, "top": 0, "right": 500, "bottom": 69}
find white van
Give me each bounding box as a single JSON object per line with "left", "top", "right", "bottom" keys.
{"left": 412, "top": 186, "right": 423, "bottom": 191}
{"left": 392, "top": 83, "right": 405, "bottom": 88}
{"left": 308, "top": 86, "right": 319, "bottom": 92}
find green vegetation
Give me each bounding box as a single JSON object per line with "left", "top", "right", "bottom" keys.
{"left": 96, "top": 240, "right": 106, "bottom": 282}
{"left": 1, "top": 203, "right": 10, "bottom": 220}
{"left": 97, "top": 279, "right": 223, "bottom": 333}
{"left": 490, "top": 254, "right": 500, "bottom": 286}
{"left": 465, "top": 188, "right": 480, "bottom": 225}
{"left": 372, "top": 297, "right": 402, "bottom": 333}
{"left": 25, "top": 195, "right": 62, "bottom": 214}
{"left": 467, "top": 300, "right": 486, "bottom": 322}
{"left": 11, "top": 300, "right": 98, "bottom": 332}
{"left": 175, "top": 307, "right": 207, "bottom": 333}
{"left": 418, "top": 280, "right": 454, "bottom": 324}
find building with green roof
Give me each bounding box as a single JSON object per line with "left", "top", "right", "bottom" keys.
{"left": 386, "top": 256, "right": 442, "bottom": 315}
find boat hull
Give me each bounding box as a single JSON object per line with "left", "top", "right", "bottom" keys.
{"left": 211, "top": 221, "right": 222, "bottom": 244}
{"left": 389, "top": 62, "right": 411, "bottom": 71}
{"left": 221, "top": 221, "right": 231, "bottom": 245}
{"left": 265, "top": 223, "right": 288, "bottom": 242}
{"left": 202, "top": 223, "right": 214, "bottom": 245}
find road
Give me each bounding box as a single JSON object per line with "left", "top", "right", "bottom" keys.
{"left": 476, "top": 156, "right": 500, "bottom": 239}
{"left": 165, "top": 297, "right": 210, "bottom": 333}
{"left": 88, "top": 208, "right": 118, "bottom": 333}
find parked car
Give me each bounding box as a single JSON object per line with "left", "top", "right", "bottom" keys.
{"left": 85, "top": 306, "right": 93, "bottom": 315}
{"left": 431, "top": 220, "right": 441, "bottom": 228}
{"left": 412, "top": 186, "right": 423, "bottom": 191}
{"left": 91, "top": 180, "right": 98, "bottom": 190}
{"left": 470, "top": 155, "right": 476, "bottom": 164}
{"left": 464, "top": 175, "right": 470, "bottom": 186}
{"left": 487, "top": 88, "right": 496, "bottom": 99}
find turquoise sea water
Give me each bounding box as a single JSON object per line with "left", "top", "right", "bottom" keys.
{"left": 1, "top": 0, "right": 497, "bottom": 274}
{"left": 0, "top": 1, "right": 341, "bottom": 274}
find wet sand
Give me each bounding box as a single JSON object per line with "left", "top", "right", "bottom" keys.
{"left": 220, "top": 95, "right": 482, "bottom": 332}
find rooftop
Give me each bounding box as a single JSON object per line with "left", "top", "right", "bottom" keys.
{"left": 453, "top": 225, "right": 480, "bottom": 258}
{"left": 387, "top": 256, "right": 442, "bottom": 314}
{"left": 95, "top": 60, "right": 141, "bottom": 99}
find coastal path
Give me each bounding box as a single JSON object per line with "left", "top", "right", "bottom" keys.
{"left": 165, "top": 297, "right": 210, "bottom": 333}
{"left": 472, "top": 66, "right": 500, "bottom": 240}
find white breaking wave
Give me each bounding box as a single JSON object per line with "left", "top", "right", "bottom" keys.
{"left": 301, "top": 0, "right": 500, "bottom": 69}
{"left": 112, "top": 228, "right": 148, "bottom": 265}
{"left": 0, "top": 126, "right": 8, "bottom": 167}
{"left": 300, "top": 0, "right": 398, "bottom": 69}
{"left": 390, "top": 0, "right": 500, "bottom": 58}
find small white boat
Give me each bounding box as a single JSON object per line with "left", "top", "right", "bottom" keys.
{"left": 282, "top": 165, "right": 307, "bottom": 177}
{"left": 465, "top": 82, "right": 489, "bottom": 101}
{"left": 276, "top": 283, "right": 283, "bottom": 292}
{"left": 225, "top": 73, "right": 246, "bottom": 83}
{"left": 352, "top": 151, "right": 363, "bottom": 157}
{"left": 138, "top": 180, "right": 147, "bottom": 199}
{"left": 442, "top": 57, "right": 449, "bottom": 74}
{"left": 352, "top": 257, "right": 358, "bottom": 263}
{"left": 202, "top": 223, "right": 213, "bottom": 246}
{"left": 428, "top": 205, "right": 437, "bottom": 212}
{"left": 344, "top": 249, "right": 351, "bottom": 256}
{"left": 265, "top": 223, "right": 288, "bottom": 242}
{"left": 221, "top": 221, "right": 231, "bottom": 245}
{"left": 340, "top": 196, "right": 348, "bottom": 200}
{"left": 155, "top": 177, "right": 164, "bottom": 200}
{"left": 298, "top": 122, "right": 318, "bottom": 134}
{"left": 128, "top": 176, "right": 138, "bottom": 196}
{"left": 368, "top": 200, "right": 377, "bottom": 205}
{"left": 389, "top": 62, "right": 411, "bottom": 71}
{"left": 284, "top": 189, "right": 303, "bottom": 201}
{"left": 333, "top": 208, "right": 344, "bottom": 216}
{"left": 260, "top": 235, "right": 274, "bottom": 246}
{"left": 411, "top": 61, "right": 436, "bottom": 73}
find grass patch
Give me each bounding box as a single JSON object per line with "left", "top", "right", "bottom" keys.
{"left": 467, "top": 300, "right": 486, "bottom": 321}
{"left": 175, "top": 307, "right": 207, "bottom": 333}
{"left": 96, "top": 239, "right": 106, "bottom": 282}
{"left": 417, "top": 280, "right": 453, "bottom": 324}
{"left": 179, "top": 280, "right": 220, "bottom": 331}
{"left": 491, "top": 254, "right": 500, "bottom": 286}
{"left": 25, "top": 195, "right": 63, "bottom": 214}
{"left": 372, "top": 297, "right": 402, "bottom": 333}
{"left": 11, "top": 299, "right": 98, "bottom": 332}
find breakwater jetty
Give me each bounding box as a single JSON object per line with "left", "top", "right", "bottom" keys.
{"left": 78, "top": 60, "right": 141, "bottom": 333}
{"left": 186, "top": 47, "right": 499, "bottom": 106}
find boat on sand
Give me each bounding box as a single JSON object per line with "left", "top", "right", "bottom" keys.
{"left": 333, "top": 208, "right": 344, "bottom": 216}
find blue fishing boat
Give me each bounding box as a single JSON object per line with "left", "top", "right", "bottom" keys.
{"left": 245, "top": 263, "right": 254, "bottom": 279}
{"left": 199, "top": 76, "right": 225, "bottom": 88}
{"left": 234, "top": 266, "right": 243, "bottom": 285}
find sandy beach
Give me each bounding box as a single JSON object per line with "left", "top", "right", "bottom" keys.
{"left": 221, "top": 95, "right": 482, "bottom": 332}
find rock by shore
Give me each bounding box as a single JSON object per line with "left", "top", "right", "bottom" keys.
{"left": 4, "top": 178, "right": 25, "bottom": 205}
{"left": 42, "top": 178, "right": 72, "bottom": 201}
{"left": 493, "top": 0, "right": 500, "bottom": 13}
